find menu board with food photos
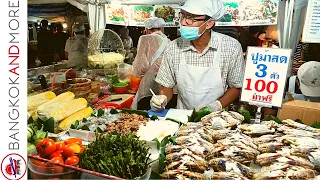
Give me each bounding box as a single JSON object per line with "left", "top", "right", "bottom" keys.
{"left": 105, "top": 0, "right": 279, "bottom": 27}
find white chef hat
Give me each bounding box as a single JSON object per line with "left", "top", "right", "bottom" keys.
{"left": 181, "top": 0, "right": 226, "bottom": 20}
{"left": 144, "top": 17, "right": 165, "bottom": 29}
{"left": 297, "top": 61, "right": 320, "bottom": 97}
{"left": 72, "top": 23, "right": 85, "bottom": 33}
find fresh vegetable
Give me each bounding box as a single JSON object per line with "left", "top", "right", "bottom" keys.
{"left": 38, "top": 98, "right": 88, "bottom": 122}
{"left": 27, "top": 126, "right": 35, "bottom": 141}
{"left": 188, "top": 107, "right": 212, "bottom": 122}
{"left": 49, "top": 150, "right": 63, "bottom": 159}
{"left": 55, "top": 142, "right": 66, "bottom": 151}
{"left": 121, "top": 108, "right": 149, "bottom": 118}
{"left": 62, "top": 143, "right": 81, "bottom": 157}
{"left": 58, "top": 107, "right": 94, "bottom": 131}
{"left": 34, "top": 125, "right": 48, "bottom": 145}
{"left": 28, "top": 91, "right": 56, "bottom": 111}
{"left": 28, "top": 142, "right": 36, "bottom": 154}
{"left": 65, "top": 156, "right": 79, "bottom": 166}
{"left": 49, "top": 157, "right": 64, "bottom": 173}
{"left": 36, "top": 138, "right": 56, "bottom": 157}
{"left": 64, "top": 138, "right": 82, "bottom": 145}
{"left": 31, "top": 156, "right": 47, "bottom": 167}
{"left": 37, "top": 92, "right": 75, "bottom": 117}
{"left": 79, "top": 133, "right": 151, "bottom": 179}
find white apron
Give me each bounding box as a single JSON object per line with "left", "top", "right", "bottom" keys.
{"left": 176, "top": 33, "right": 224, "bottom": 110}
{"left": 131, "top": 33, "right": 169, "bottom": 110}
{"left": 67, "top": 35, "right": 88, "bottom": 69}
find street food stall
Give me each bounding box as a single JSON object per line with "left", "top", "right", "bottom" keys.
{"left": 27, "top": 0, "right": 320, "bottom": 179}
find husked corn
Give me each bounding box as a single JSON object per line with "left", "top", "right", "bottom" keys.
{"left": 38, "top": 98, "right": 88, "bottom": 122}
{"left": 27, "top": 91, "right": 56, "bottom": 110}
{"left": 37, "top": 92, "right": 75, "bottom": 113}
{"left": 58, "top": 107, "right": 94, "bottom": 131}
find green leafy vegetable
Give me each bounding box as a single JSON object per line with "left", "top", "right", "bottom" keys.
{"left": 150, "top": 115, "right": 158, "bottom": 120}
{"left": 79, "top": 133, "right": 151, "bottom": 179}
{"left": 121, "top": 108, "right": 149, "bottom": 118}
{"left": 110, "top": 109, "right": 119, "bottom": 114}
{"left": 262, "top": 115, "right": 283, "bottom": 124}
{"left": 97, "top": 109, "right": 105, "bottom": 117}
{"left": 153, "top": 135, "right": 176, "bottom": 173}
{"left": 311, "top": 121, "right": 320, "bottom": 129}
{"left": 166, "top": 118, "right": 186, "bottom": 126}
{"left": 188, "top": 107, "right": 212, "bottom": 122}
{"left": 238, "top": 109, "right": 251, "bottom": 123}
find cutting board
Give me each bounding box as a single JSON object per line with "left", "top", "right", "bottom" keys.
{"left": 98, "top": 94, "right": 134, "bottom": 104}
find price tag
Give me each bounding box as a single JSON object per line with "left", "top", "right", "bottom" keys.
{"left": 240, "top": 47, "right": 292, "bottom": 107}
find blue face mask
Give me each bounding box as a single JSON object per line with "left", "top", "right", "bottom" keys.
{"left": 179, "top": 21, "right": 208, "bottom": 41}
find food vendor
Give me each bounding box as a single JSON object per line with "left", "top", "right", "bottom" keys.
{"left": 131, "top": 17, "right": 171, "bottom": 110}
{"left": 64, "top": 23, "right": 88, "bottom": 69}
{"left": 150, "top": 0, "right": 245, "bottom": 111}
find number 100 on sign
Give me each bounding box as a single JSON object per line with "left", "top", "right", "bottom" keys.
{"left": 240, "top": 47, "right": 291, "bottom": 107}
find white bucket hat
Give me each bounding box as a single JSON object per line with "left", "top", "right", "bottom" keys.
{"left": 297, "top": 61, "right": 320, "bottom": 97}
{"left": 180, "top": 0, "right": 226, "bottom": 20}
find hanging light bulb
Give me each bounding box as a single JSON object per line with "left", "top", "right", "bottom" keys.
{"left": 62, "top": 23, "right": 67, "bottom": 29}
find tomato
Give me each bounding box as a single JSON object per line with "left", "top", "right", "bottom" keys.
{"left": 48, "top": 157, "right": 64, "bottom": 173}
{"left": 31, "top": 156, "right": 47, "bottom": 167}
{"left": 80, "top": 145, "right": 85, "bottom": 153}
{"left": 49, "top": 150, "right": 63, "bottom": 159}
{"left": 65, "top": 156, "right": 79, "bottom": 166}
{"left": 55, "top": 142, "right": 66, "bottom": 151}
{"left": 62, "top": 143, "right": 81, "bottom": 157}
{"left": 64, "top": 138, "right": 82, "bottom": 145}
{"left": 36, "top": 138, "right": 56, "bottom": 157}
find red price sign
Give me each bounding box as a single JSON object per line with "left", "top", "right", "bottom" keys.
{"left": 240, "top": 47, "right": 291, "bottom": 107}
{"left": 245, "top": 79, "right": 278, "bottom": 94}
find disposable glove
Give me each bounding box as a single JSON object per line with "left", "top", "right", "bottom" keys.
{"left": 150, "top": 95, "right": 167, "bottom": 111}
{"left": 197, "top": 100, "right": 222, "bottom": 112}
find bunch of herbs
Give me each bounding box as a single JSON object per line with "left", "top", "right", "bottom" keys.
{"left": 78, "top": 132, "right": 151, "bottom": 179}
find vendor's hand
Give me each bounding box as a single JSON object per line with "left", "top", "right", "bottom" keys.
{"left": 150, "top": 95, "right": 167, "bottom": 112}
{"left": 197, "top": 100, "right": 222, "bottom": 112}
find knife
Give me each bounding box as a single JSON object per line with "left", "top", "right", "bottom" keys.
{"left": 97, "top": 97, "right": 123, "bottom": 104}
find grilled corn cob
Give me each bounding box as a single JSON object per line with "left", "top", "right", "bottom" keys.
{"left": 27, "top": 91, "right": 56, "bottom": 110}
{"left": 38, "top": 98, "right": 88, "bottom": 122}
{"left": 58, "top": 107, "right": 94, "bottom": 131}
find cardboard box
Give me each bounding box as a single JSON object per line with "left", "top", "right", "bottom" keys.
{"left": 277, "top": 100, "right": 320, "bottom": 125}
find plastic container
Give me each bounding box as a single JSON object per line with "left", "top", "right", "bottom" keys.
{"left": 113, "top": 82, "right": 129, "bottom": 94}
{"left": 69, "top": 129, "right": 96, "bottom": 142}
{"left": 80, "top": 167, "right": 151, "bottom": 179}
{"left": 129, "top": 74, "right": 141, "bottom": 93}
{"left": 28, "top": 158, "right": 77, "bottom": 179}
{"left": 117, "top": 63, "right": 132, "bottom": 84}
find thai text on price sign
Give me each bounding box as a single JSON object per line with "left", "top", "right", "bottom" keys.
{"left": 240, "top": 47, "right": 292, "bottom": 107}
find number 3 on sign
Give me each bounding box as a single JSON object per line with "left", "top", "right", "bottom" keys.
{"left": 255, "top": 64, "right": 267, "bottom": 78}
{"left": 245, "top": 79, "right": 278, "bottom": 94}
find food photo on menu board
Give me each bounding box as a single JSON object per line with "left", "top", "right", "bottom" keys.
{"left": 216, "top": 0, "right": 240, "bottom": 26}
{"left": 238, "top": 0, "right": 278, "bottom": 25}
{"left": 129, "top": 5, "right": 154, "bottom": 26}
{"left": 105, "top": 4, "right": 129, "bottom": 25}
{"left": 216, "top": 0, "right": 278, "bottom": 26}
{"left": 154, "top": 5, "right": 180, "bottom": 27}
